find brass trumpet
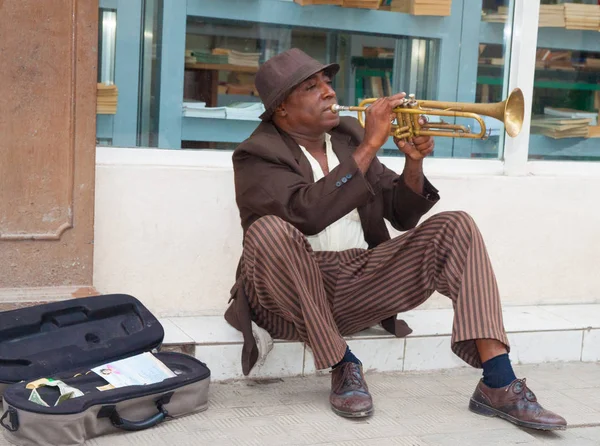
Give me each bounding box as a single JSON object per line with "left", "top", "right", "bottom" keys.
{"left": 331, "top": 88, "right": 525, "bottom": 140}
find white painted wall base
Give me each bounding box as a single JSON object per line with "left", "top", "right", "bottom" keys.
{"left": 159, "top": 303, "right": 600, "bottom": 382}
{"left": 94, "top": 147, "right": 600, "bottom": 318}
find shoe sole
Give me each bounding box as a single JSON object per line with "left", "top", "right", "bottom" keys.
{"left": 469, "top": 398, "right": 566, "bottom": 431}
{"left": 331, "top": 406, "right": 374, "bottom": 419}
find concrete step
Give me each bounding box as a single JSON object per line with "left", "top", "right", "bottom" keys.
{"left": 159, "top": 303, "right": 600, "bottom": 381}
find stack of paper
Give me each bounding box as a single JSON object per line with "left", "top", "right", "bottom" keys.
{"left": 182, "top": 101, "right": 226, "bottom": 119}
{"left": 531, "top": 116, "right": 592, "bottom": 139}
{"left": 342, "top": 0, "right": 381, "bottom": 9}
{"left": 92, "top": 353, "right": 176, "bottom": 389}
{"left": 225, "top": 102, "right": 266, "bottom": 121}
{"left": 544, "top": 107, "right": 598, "bottom": 127}
{"left": 564, "top": 3, "right": 600, "bottom": 31}
{"left": 539, "top": 4, "right": 565, "bottom": 28}
{"left": 391, "top": 0, "right": 452, "bottom": 16}
{"left": 183, "top": 101, "right": 266, "bottom": 121}
{"left": 97, "top": 83, "right": 118, "bottom": 114}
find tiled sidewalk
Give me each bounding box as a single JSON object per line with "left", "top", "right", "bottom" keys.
{"left": 3, "top": 362, "right": 597, "bottom": 445}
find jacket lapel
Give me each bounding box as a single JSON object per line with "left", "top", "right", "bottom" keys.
{"left": 329, "top": 129, "right": 375, "bottom": 240}
{"left": 268, "top": 123, "right": 314, "bottom": 182}
{"left": 330, "top": 131, "right": 355, "bottom": 162}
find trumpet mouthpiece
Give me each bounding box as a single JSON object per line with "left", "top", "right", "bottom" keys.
{"left": 331, "top": 104, "right": 341, "bottom": 113}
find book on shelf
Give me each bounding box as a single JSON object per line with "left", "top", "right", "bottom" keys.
{"left": 585, "top": 58, "right": 600, "bottom": 69}
{"left": 564, "top": 3, "right": 600, "bottom": 31}
{"left": 186, "top": 48, "right": 260, "bottom": 68}
{"left": 97, "top": 83, "right": 118, "bottom": 115}
{"left": 530, "top": 116, "right": 592, "bottom": 139}
{"left": 588, "top": 126, "right": 600, "bottom": 139}
{"left": 534, "top": 49, "right": 576, "bottom": 70}
{"left": 539, "top": 4, "right": 565, "bottom": 28}
{"left": 185, "top": 49, "right": 228, "bottom": 65}
{"left": 227, "top": 50, "right": 261, "bottom": 68}
{"left": 544, "top": 107, "right": 598, "bottom": 126}
{"left": 481, "top": 5, "right": 507, "bottom": 23}
{"left": 294, "top": 0, "right": 342, "bottom": 4}
{"left": 390, "top": 0, "right": 451, "bottom": 16}
{"left": 342, "top": 0, "right": 381, "bottom": 9}
{"left": 482, "top": 3, "right": 600, "bottom": 30}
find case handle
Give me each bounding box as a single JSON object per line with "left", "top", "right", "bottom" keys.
{"left": 1, "top": 408, "right": 19, "bottom": 432}
{"left": 98, "top": 393, "right": 173, "bottom": 432}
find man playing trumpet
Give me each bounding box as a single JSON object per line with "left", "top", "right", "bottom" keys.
{"left": 225, "top": 48, "right": 566, "bottom": 430}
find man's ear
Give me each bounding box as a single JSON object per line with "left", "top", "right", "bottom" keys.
{"left": 274, "top": 103, "right": 287, "bottom": 118}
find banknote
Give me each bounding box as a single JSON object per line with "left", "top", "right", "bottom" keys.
{"left": 28, "top": 388, "right": 50, "bottom": 407}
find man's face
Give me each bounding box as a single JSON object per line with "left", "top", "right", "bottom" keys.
{"left": 278, "top": 70, "right": 339, "bottom": 134}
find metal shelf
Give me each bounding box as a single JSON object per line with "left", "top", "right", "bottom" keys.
{"left": 529, "top": 134, "right": 600, "bottom": 160}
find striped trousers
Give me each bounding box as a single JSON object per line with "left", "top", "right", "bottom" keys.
{"left": 241, "top": 211, "right": 509, "bottom": 370}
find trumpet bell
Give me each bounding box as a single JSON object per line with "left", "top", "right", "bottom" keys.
{"left": 503, "top": 88, "right": 525, "bottom": 138}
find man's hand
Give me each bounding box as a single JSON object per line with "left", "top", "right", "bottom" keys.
{"left": 353, "top": 93, "right": 407, "bottom": 173}
{"left": 362, "top": 93, "right": 407, "bottom": 150}
{"left": 394, "top": 117, "right": 435, "bottom": 161}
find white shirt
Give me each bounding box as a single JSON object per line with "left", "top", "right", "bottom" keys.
{"left": 298, "top": 134, "right": 369, "bottom": 252}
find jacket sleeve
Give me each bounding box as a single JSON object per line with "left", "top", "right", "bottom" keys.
{"left": 366, "top": 158, "right": 440, "bottom": 231}
{"left": 233, "top": 147, "right": 375, "bottom": 235}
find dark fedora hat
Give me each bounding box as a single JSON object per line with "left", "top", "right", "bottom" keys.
{"left": 255, "top": 48, "right": 340, "bottom": 121}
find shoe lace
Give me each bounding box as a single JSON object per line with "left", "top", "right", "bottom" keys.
{"left": 508, "top": 378, "right": 537, "bottom": 402}
{"left": 341, "top": 364, "right": 364, "bottom": 390}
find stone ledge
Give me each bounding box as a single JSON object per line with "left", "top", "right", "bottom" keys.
{"left": 159, "top": 304, "right": 600, "bottom": 381}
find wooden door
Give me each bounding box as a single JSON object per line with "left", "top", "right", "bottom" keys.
{"left": 0, "top": 0, "right": 98, "bottom": 307}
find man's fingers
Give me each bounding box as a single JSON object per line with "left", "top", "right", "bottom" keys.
{"left": 389, "top": 92, "right": 407, "bottom": 108}
{"left": 416, "top": 139, "right": 434, "bottom": 153}
{"left": 394, "top": 137, "right": 405, "bottom": 148}
{"left": 412, "top": 136, "right": 430, "bottom": 146}
{"left": 421, "top": 147, "right": 434, "bottom": 157}
{"left": 367, "top": 97, "right": 390, "bottom": 114}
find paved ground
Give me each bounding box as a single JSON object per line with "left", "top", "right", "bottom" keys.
{"left": 3, "top": 362, "right": 600, "bottom": 445}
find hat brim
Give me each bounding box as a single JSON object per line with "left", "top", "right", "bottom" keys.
{"left": 259, "top": 62, "right": 340, "bottom": 121}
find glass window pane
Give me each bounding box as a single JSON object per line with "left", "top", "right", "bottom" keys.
{"left": 528, "top": 1, "right": 600, "bottom": 161}
{"left": 97, "top": 0, "right": 517, "bottom": 158}
{"left": 96, "top": 8, "right": 117, "bottom": 146}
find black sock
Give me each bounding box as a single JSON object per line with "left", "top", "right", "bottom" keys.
{"left": 332, "top": 346, "right": 361, "bottom": 369}
{"left": 482, "top": 353, "right": 517, "bottom": 388}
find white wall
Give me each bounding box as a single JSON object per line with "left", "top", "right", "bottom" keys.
{"left": 94, "top": 147, "right": 600, "bottom": 317}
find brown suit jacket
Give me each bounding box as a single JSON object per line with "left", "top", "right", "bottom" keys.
{"left": 225, "top": 116, "right": 440, "bottom": 375}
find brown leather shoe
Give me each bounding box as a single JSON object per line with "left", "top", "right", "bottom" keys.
{"left": 469, "top": 378, "right": 567, "bottom": 430}
{"left": 330, "top": 363, "right": 373, "bottom": 418}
